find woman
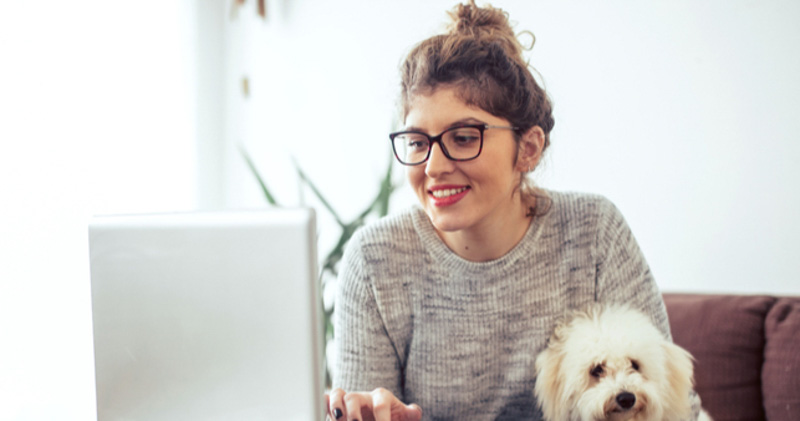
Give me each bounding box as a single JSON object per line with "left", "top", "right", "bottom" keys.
{"left": 327, "top": 2, "right": 689, "bottom": 420}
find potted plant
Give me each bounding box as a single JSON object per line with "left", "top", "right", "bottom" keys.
{"left": 241, "top": 148, "right": 397, "bottom": 386}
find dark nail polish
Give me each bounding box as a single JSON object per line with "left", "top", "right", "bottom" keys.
{"left": 333, "top": 408, "right": 343, "bottom": 419}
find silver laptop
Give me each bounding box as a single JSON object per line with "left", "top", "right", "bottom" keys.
{"left": 88, "top": 209, "right": 323, "bottom": 421}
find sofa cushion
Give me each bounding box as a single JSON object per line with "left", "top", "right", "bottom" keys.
{"left": 663, "top": 294, "right": 776, "bottom": 421}
{"left": 762, "top": 297, "right": 800, "bottom": 421}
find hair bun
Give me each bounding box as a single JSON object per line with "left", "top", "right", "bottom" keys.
{"left": 447, "top": 1, "right": 521, "bottom": 53}
{"left": 447, "top": 1, "right": 510, "bottom": 34}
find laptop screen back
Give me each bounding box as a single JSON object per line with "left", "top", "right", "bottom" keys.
{"left": 89, "top": 209, "right": 323, "bottom": 421}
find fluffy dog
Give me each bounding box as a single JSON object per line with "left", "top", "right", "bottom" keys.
{"left": 534, "top": 305, "right": 711, "bottom": 421}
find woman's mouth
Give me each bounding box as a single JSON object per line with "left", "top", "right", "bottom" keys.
{"left": 428, "top": 186, "right": 470, "bottom": 206}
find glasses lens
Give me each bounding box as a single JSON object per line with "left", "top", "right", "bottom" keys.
{"left": 442, "top": 127, "right": 482, "bottom": 160}
{"left": 392, "top": 133, "right": 430, "bottom": 165}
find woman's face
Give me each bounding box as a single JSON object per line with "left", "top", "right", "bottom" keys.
{"left": 404, "top": 87, "right": 528, "bottom": 235}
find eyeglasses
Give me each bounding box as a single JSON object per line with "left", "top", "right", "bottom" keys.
{"left": 389, "top": 124, "right": 519, "bottom": 166}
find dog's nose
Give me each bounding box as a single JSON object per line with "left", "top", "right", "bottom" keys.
{"left": 616, "top": 392, "right": 636, "bottom": 409}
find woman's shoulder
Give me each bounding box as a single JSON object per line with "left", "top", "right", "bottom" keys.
{"left": 544, "top": 189, "right": 621, "bottom": 221}
{"left": 347, "top": 205, "right": 425, "bottom": 252}
{"left": 340, "top": 206, "right": 428, "bottom": 285}
{"left": 541, "top": 190, "right": 636, "bottom": 251}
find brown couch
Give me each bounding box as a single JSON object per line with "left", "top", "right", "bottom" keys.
{"left": 663, "top": 293, "right": 800, "bottom": 421}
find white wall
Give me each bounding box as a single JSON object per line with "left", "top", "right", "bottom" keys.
{"left": 0, "top": 1, "right": 205, "bottom": 419}
{"left": 226, "top": 0, "right": 800, "bottom": 295}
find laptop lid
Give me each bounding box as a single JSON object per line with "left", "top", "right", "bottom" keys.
{"left": 89, "top": 209, "right": 323, "bottom": 421}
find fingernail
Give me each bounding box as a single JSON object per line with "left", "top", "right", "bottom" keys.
{"left": 333, "top": 408, "right": 343, "bottom": 419}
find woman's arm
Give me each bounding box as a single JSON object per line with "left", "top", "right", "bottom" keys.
{"left": 594, "top": 198, "right": 703, "bottom": 420}
{"left": 333, "top": 231, "right": 404, "bottom": 393}
{"left": 329, "top": 231, "right": 421, "bottom": 421}
{"left": 594, "top": 198, "right": 671, "bottom": 337}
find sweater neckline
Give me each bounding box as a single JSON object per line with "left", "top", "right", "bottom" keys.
{"left": 410, "top": 201, "right": 550, "bottom": 274}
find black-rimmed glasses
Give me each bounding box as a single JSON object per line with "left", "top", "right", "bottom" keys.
{"left": 389, "top": 124, "right": 518, "bottom": 166}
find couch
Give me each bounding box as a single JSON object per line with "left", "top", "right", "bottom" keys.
{"left": 663, "top": 293, "right": 800, "bottom": 421}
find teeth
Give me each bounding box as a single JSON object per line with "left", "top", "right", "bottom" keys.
{"left": 432, "top": 187, "right": 468, "bottom": 198}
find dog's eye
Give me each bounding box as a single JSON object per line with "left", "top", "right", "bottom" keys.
{"left": 590, "top": 365, "right": 604, "bottom": 378}
{"left": 631, "top": 360, "right": 640, "bottom": 371}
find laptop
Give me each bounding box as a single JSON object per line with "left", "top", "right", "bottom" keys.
{"left": 88, "top": 208, "right": 324, "bottom": 421}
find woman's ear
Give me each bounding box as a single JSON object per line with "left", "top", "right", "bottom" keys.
{"left": 516, "top": 126, "right": 545, "bottom": 172}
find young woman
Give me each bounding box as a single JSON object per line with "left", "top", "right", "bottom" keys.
{"left": 326, "top": 2, "right": 698, "bottom": 420}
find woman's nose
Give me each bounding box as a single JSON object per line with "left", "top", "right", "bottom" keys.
{"left": 425, "top": 142, "right": 455, "bottom": 178}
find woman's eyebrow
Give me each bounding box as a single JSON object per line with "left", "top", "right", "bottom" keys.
{"left": 449, "top": 117, "right": 486, "bottom": 127}
{"left": 403, "top": 117, "right": 487, "bottom": 132}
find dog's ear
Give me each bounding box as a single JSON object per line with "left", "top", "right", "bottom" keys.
{"left": 661, "top": 341, "right": 695, "bottom": 417}
{"left": 534, "top": 341, "right": 568, "bottom": 421}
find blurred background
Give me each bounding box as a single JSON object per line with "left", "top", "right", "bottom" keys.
{"left": 1, "top": 0, "right": 798, "bottom": 419}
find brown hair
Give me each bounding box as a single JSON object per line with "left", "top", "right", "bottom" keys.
{"left": 399, "top": 1, "right": 554, "bottom": 214}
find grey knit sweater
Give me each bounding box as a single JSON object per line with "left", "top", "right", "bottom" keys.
{"left": 333, "top": 191, "right": 677, "bottom": 420}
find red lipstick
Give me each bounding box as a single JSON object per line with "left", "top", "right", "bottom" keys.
{"left": 428, "top": 185, "right": 470, "bottom": 207}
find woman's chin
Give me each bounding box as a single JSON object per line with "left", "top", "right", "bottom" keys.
{"left": 427, "top": 212, "right": 471, "bottom": 233}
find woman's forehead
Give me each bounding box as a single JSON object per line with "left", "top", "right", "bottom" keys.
{"left": 405, "top": 88, "right": 506, "bottom": 129}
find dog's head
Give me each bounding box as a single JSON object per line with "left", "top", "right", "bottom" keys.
{"left": 534, "top": 305, "right": 695, "bottom": 421}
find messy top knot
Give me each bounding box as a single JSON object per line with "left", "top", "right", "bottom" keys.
{"left": 446, "top": 1, "right": 522, "bottom": 57}
{"left": 398, "top": 0, "right": 555, "bottom": 208}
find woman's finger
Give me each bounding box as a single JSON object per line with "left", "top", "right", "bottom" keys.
{"left": 343, "top": 392, "right": 370, "bottom": 421}
{"left": 404, "top": 403, "right": 423, "bottom": 421}
{"left": 370, "top": 388, "right": 392, "bottom": 421}
{"left": 328, "top": 388, "right": 346, "bottom": 420}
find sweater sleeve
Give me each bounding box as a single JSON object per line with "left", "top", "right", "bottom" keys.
{"left": 594, "top": 198, "right": 671, "bottom": 339}
{"left": 332, "top": 230, "right": 405, "bottom": 399}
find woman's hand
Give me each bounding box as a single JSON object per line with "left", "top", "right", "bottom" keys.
{"left": 326, "top": 387, "right": 423, "bottom": 421}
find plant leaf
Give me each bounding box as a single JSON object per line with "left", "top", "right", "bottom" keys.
{"left": 293, "top": 158, "right": 345, "bottom": 226}
{"left": 375, "top": 155, "right": 396, "bottom": 217}
{"left": 240, "top": 145, "right": 279, "bottom": 206}
{"left": 361, "top": 155, "right": 397, "bottom": 218}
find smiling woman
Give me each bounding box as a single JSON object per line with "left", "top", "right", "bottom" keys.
{"left": 325, "top": 1, "right": 702, "bottom": 421}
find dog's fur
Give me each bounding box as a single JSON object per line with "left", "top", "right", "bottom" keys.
{"left": 534, "top": 305, "right": 712, "bottom": 421}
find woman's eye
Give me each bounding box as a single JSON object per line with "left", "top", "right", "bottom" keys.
{"left": 405, "top": 137, "right": 429, "bottom": 150}
{"left": 447, "top": 127, "right": 481, "bottom": 146}
{"left": 453, "top": 135, "right": 479, "bottom": 145}
{"left": 590, "top": 365, "right": 604, "bottom": 377}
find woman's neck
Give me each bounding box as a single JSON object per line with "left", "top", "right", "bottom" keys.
{"left": 436, "top": 198, "right": 534, "bottom": 262}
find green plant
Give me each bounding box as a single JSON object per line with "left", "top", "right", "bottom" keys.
{"left": 241, "top": 146, "right": 397, "bottom": 386}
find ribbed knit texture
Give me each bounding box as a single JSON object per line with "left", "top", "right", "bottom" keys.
{"left": 333, "top": 191, "right": 678, "bottom": 420}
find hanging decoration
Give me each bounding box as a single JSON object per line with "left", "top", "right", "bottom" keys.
{"left": 232, "top": 0, "right": 266, "bottom": 20}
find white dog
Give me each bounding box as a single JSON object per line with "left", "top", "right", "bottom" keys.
{"left": 534, "top": 305, "right": 712, "bottom": 421}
